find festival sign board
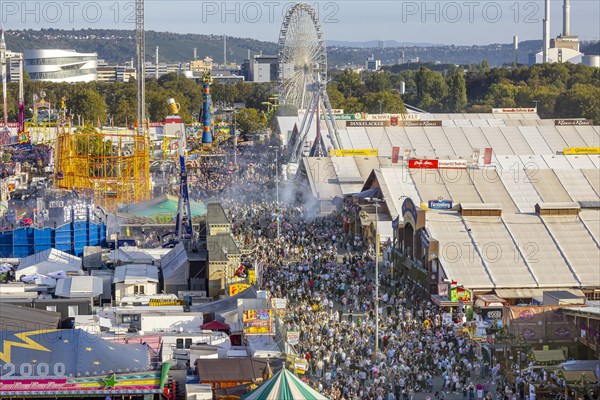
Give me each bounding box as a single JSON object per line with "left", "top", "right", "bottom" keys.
{"left": 483, "top": 148, "right": 493, "bottom": 165}
{"left": 492, "top": 108, "right": 536, "bottom": 113}
{"left": 287, "top": 331, "right": 300, "bottom": 345}
{"left": 554, "top": 119, "right": 593, "bottom": 126}
{"left": 346, "top": 120, "right": 390, "bottom": 127}
{"left": 395, "top": 120, "right": 442, "bottom": 127}
{"left": 329, "top": 148, "right": 379, "bottom": 157}
{"left": 242, "top": 309, "right": 273, "bottom": 335}
{"left": 391, "top": 147, "right": 400, "bottom": 164}
{"left": 437, "top": 159, "right": 468, "bottom": 169}
{"left": 229, "top": 283, "right": 250, "bottom": 296}
{"left": 563, "top": 147, "right": 600, "bottom": 155}
{"left": 428, "top": 199, "right": 453, "bottom": 210}
{"left": 408, "top": 159, "right": 438, "bottom": 169}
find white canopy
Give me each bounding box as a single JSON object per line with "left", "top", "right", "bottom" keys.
{"left": 113, "top": 264, "right": 159, "bottom": 284}
{"left": 161, "top": 242, "right": 189, "bottom": 285}
{"left": 55, "top": 276, "right": 104, "bottom": 298}
{"left": 16, "top": 249, "right": 82, "bottom": 280}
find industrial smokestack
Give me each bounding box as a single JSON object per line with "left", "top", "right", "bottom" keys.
{"left": 513, "top": 35, "right": 519, "bottom": 66}
{"left": 223, "top": 35, "right": 227, "bottom": 66}
{"left": 563, "top": 0, "right": 570, "bottom": 36}
{"left": 155, "top": 46, "right": 159, "bottom": 79}
{"left": 543, "top": 0, "right": 550, "bottom": 62}
{"left": 193, "top": 48, "right": 197, "bottom": 60}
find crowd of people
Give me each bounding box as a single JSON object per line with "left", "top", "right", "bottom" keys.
{"left": 198, "top": 146, "right": 493, "bottom": 400}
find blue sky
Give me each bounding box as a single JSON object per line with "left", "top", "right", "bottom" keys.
{"left": 1, "top": 0, "right": 599, "bottom": 45}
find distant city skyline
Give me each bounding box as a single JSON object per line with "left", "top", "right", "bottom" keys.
{"left": 0, "top": 0, "right": 598, "bottom": 45}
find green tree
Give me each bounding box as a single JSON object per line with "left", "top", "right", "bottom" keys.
{"left": 415, "top": 67, "right": 448, "bottom": 111}
{"left": 235, "top": 108, "right": 266, "bottom": 135}
{"left": 336, "top": 69, "right": 364, "bottom": 98}
{"left": 68, "top": 88, "right": 107, "bottom": 125}
{"left": 364, "top": 72, "right": 392, "bottom": 93}
{"left": 484, "top": 83, "right": 519, "bottom": 107}
{"left": 340, "top": 97, "right": 364, "bottom": 114}
{"left": 363, "top": 91, "right": 407, "bottom": 114}
{"left": 446, "top": 67, "right": 468, "bottom": 112}
{"left": 554, "top": 84, "right": 600, "bottom": 124}
{"left": 326, "top": 85, "right": 345, "bottom": 110}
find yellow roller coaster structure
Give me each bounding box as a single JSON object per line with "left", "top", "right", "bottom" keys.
{"left": 54, "top": 122, "right": 151, "bottom": 213}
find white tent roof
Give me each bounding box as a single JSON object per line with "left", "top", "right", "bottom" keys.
{"left": 107, "top": 247, "right": 158, "bottom": 264}
{"left": 55, "top": 276, "right": 104, "bottom": 298}
{"left": 161, "top": 242, "right": 189, "bottom": 285}
{"left": 113, "top": 264, "right": 159, "bottom": 284}
{"left": 16, "top": 249, "right": 82, "bottom": 279}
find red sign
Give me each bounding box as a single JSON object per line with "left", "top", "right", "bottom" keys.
{"left": 0, "top": 379, "right": 68, "bottom": 392}
{"left": 409, "top": 159, "right": 438, "bottom": 169}
{"left": 391, "top": 147, "right": 400, "bottom": 164}
{"left": 483, "top": 148, "right": 493, "bottom": 165}
{"left": 165, "top": 116, "right": 183, "bottom": 124}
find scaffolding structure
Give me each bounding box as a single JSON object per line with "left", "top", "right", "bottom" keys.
{"left": 54, "top": 122, "right": 150, "bottom": 213}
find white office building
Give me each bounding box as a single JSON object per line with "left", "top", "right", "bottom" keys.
{"left": 24, "top": 49, "right": 97, "bottom": 82}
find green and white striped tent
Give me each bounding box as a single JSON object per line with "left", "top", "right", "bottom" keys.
{"left": 241, "top": 369, "right": 329, "bottom": 400}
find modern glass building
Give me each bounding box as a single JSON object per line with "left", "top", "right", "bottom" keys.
{"left": 24, "top": 49, "right": 97, "bottom": 82}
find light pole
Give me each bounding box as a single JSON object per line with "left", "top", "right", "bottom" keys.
{"left": 368, "top": 197, "right": 382, "bottom": 362}
{"left": 275, "top": 147, "right": 280, "bottom": 241}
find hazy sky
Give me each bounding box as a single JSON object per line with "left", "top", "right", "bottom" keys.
{"left": 1, "top": 0, "right": 598, "bottom": 45}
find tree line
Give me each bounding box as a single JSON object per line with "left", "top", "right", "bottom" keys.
{"left": 1, "top": 63, "right": 598, "bottom": 129}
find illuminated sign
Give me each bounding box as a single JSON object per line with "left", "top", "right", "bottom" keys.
{"left": 329, "top": 148, "right": 379, "bottom": 156}
{"left": 563, "top": 147, "right": 600, "bottom": 155}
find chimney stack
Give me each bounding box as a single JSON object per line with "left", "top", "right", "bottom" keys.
{"left": 193, "top": 48, "right": 197, "bottom": 60}
{"left": 155, "top": 46, "right": 159, "bottom": 79}
{"left": 563, "top": 0, "right": 571, "bottom": 36}
{"left": 543, "top": 0, "right": 550, "bottom": 62}
{"left": 223, "top": 35, "right": 227, "bottom": 66}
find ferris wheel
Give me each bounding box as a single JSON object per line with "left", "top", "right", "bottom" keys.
{"left": 278, "top": 3, "right": 327, "bottom": 110}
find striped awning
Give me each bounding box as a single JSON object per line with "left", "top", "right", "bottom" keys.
{"left": 241, "top": 369, "right": 329, "bottom": 400}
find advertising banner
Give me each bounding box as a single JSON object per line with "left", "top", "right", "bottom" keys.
{"left": 287, "top": 331, "right": 300, "bottom": 345}
{"left": 346, "top": 120, "right": 389, "bottom": 127}
{"left": 505, "top": 306, "right": 577, "bottom": 343}
{"left": 492, "top": 108, "right": 536, "bottom": 113}
{"left": 395, "top": 120, "right": 442, "bottom": 127}
{"left": 329, "top": 148, "right": 379, "bottom": 157}
{"left": 391, "top": 146, "right": 400, "bottom": 164}
{"left": 483, "top": 148, "right": 493, "bottom": 165}
{"left": 554, "top": 119, "right": 593, "bottom": 126}
{"left": 450, "top": 284, "right": 472, "bottom": 302}
{"left": 428, "top": 199, "right": 453, "bottom": 210}
{"left": 294, "top": 358, "right": 308, "bottom": 374}
{"left": 564, "top": 147, "right": 600, "bottom": 155}
{"left": 229, "top": 283, "right": 250, "bottom": 296}
{"left": 320, "top": 113, "right": 357, "bottom": 120}
{"left": 408, "top": 159, "right": 438, "bottom": 169}
{"left": 438, "top": 160, "right": 468, "bottom": 169}
{"left": 242, "top": 309, "right": 273, "bottom": 335}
